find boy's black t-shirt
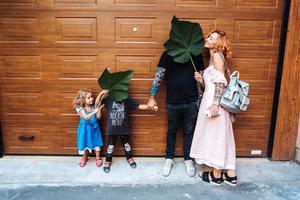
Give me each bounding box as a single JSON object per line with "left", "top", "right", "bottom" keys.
{"left": 102, "top": 96, "right": 139, "bottom": 136}
{"left": 158, "top": 51, "right": 204, "bottom": 104}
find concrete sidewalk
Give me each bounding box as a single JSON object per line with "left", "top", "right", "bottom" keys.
{"left": 0, "top": 156, "right": 300, "bottom": 200}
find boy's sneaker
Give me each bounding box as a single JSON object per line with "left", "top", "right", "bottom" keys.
{"left": 184, "top": 160, "right": 196, "bottom": 177}
{"left": 162, "top": 159, "right": 174, "bottom": 177}
{"left": 103, "top": 161, "right": 111, "bottom": 173}
{"left": 127, "top": 158, "right": 137, "bottom": 168}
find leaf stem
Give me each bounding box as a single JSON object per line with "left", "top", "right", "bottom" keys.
{"left": 189, "top": 55, "right": 197, "bottom": 72}
{"left": 190, "top": 55, "right": 203, "bottom": 98}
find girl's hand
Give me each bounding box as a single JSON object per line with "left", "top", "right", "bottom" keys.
{"left": 194, "top": 71, "right": 204, "bottom": 85}
{"left": 100, "top": 90, "right": 109, "bottom": 97}
{"left": 153, "top": 105, "right": 158, "bottom": 112}
{"left": 209, "top": 104, "right": 219, "bottom": 117}
{"left": 98, "top": 104, "right": 105, "bottom": 110}
{"left": 92, "top": 107, "right": 100, "bottom": 115}
{"left": 95, "top": 104, "right": 104, "bottom": 120}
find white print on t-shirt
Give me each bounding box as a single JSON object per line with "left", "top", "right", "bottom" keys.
{"left": 110, "top": 102, "right": 125, "bottom": 126}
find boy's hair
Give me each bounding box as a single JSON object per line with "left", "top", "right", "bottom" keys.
{"left": 73, "top": 88, "right": 93, "bottom": 108}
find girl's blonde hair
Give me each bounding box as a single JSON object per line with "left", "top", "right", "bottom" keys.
{"left": 206, "top": 30, "right": 232, "bottom": 80}
{"left": 73, "top": 88, "right": 93, "bottom": 108}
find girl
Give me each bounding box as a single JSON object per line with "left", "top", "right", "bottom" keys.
{"left": 73, "top": 88, "right": 104, "bottom": 168}
{"left": 190, "top": 30, "right": 237, "bottom": 186}
{"left": 100, "top": 90, "right": 157, "bottom": 173}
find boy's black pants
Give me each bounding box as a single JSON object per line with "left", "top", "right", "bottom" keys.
{"left": 105, "top": 135, "right": 133, "bottom": 162}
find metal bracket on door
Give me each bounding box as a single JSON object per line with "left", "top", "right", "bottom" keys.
{"left": 18, "top": 135, "right": 34, "bottom": 141}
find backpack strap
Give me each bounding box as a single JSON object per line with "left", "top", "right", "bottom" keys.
{"left": 217, "top": 51, "right": 225, "bottom": 63}
{"left": 230, "top": 71, "right": 240, "bottom": 79}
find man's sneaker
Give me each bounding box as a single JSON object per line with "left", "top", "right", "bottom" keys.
{"left": 184, "top": 160, "right": 196, "bottom": 177}
{"left": 162, "top": 159, "right": 174, "bottom": 177}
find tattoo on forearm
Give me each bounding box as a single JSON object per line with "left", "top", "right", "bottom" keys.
{"left": 150, "top": 67, "right": 166, "bottom": 96}
{"left": 213, "top": 82, "right": 225, "bottom": 105}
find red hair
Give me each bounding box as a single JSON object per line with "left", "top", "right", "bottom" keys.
{"left": 206, "top": 30, "right": 233, "bottom": 80}
{"left": 206, "top": 30, "right": 232, "bottom": 62}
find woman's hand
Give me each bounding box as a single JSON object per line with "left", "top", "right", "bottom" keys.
{"left": 194, "top": 71, "right": 204, "bottom": 85}
{"left": 209, "top": 104, "right": 219, "bottom": 117}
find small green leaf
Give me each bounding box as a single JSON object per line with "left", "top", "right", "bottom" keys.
{"left": 109, "top": 90, "right": 128, "bottom": 103}
{"left": 98, "top": 69, "right": 111, "bottom": 90}
{"left": 98, "top": 68, "right": 134, "bottom": 102}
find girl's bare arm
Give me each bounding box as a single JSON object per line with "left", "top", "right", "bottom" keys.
{"left": 79, "top": 108, "right": 99, "bottom": 121}
{"left": 96, "top": 105, "right": 105, "bottom": 119}
{"left": 95, "top": 90, "right": 109, "bottom": 107}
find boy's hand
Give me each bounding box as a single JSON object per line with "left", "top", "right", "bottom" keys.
{"left": 153, "top": 105, "right": 158, "bottom": 112}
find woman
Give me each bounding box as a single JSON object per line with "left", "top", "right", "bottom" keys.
{"left": 190, "top": 30, "right": 237, "bottom": 186}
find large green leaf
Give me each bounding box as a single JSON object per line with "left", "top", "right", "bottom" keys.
{"left": 164, "top": 16, "right": 204, "bottom": 64}
{"left": 98, "top": 68, "right": 134, "bottom": 102}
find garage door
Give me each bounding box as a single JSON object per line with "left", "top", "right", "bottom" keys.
{"left": 0, "top": 0, "right": 283, "bottom": 156}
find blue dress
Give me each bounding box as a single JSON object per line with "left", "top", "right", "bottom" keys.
{"left": 76, "top": 105, "right": 103, "bottom": 154}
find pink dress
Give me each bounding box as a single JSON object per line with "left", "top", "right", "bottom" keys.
{"left": 190, "top": 62, "right": 236, "bottom": 170}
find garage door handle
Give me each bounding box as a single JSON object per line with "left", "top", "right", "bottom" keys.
{"left": 18, "top": 135, "right": 34, "bottom": 141}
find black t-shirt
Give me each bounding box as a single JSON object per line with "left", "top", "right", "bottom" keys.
{"left": 158, "top": 51, "right": 204, "bottom": 104}
{"left": 102, "top": 96, "right": 139, "bottom": 136}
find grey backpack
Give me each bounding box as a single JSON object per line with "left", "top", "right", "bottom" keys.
{"left": 220, "top": 71, "right": 250, "bottom": 113}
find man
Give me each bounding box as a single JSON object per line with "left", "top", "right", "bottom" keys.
{"left": 147, "top": 51, "right": 204, "bottom": 177}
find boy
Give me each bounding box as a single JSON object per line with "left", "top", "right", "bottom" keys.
{"left": 99, "top": 90, "right": 157, "bottom": 173}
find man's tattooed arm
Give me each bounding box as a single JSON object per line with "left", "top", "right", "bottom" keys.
{"left": 150, "top": 67, "right": 166, "bottom": 96}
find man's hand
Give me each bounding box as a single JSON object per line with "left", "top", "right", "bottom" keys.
{"left": 147, "top": 96, "right": 158, "bottom": 111}
{"left": 153, "top": 105, "right": 158, "bottom": 112}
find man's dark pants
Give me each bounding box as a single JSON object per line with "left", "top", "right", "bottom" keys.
{"left": 165, "top": 101, "right": 198, "bottom": 161}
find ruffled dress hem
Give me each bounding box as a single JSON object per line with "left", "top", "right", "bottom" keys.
{"left": 194, "top": 158, "right": 236, "bottom": 170}
{"left": 78, "top": 146, "right": 101, "bottom": 155}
